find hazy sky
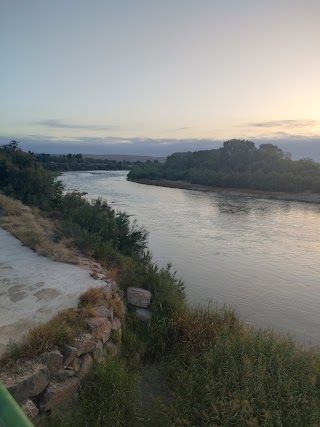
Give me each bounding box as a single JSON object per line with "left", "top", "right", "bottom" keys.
{"left": 1, "top": 0, "right": 320, "bottom": 155}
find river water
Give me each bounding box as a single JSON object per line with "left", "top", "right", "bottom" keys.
{"left": 61, "top": 171, "right": 320, "bottom": 345}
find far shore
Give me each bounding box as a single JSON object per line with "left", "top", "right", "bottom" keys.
{"left": 129, "top": 178, "right": 320, "bottom": 204}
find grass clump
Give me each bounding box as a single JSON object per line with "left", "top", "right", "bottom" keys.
{"left": 79, "top": 286, "right": 107, "bottom": 307}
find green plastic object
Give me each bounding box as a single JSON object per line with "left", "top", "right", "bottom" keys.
{"left": 0, "top": 383, "right": 34, "bottom": 427}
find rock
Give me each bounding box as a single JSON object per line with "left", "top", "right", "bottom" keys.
{"left": 85, "top": 317, "right": 111, "bottom": 343}
{"left": 95, "top": 305, "right": 113, "bottom": 320}
{"left": 92, "top": 341, "right": 103, "bottom": 361}
{"left": 127, "top": 287, "right": 151, "bottom": 308}
{"left": 40, "top": 350, "right": 63, "bottom": 374}
{"left": 136, "top": 308, "right": 152, "bottom": 322}
{"left": 52, "top": 391, "right": 79, "bottom": 415}
{"left": 102, "top": 284, "right": 113, "bottom": 299}
{"left": 40, "top": 377, "right": 80, "bottom": 411}
{"left": 21, "top": 398, "right": 39, "bottom": 420}
{"left": 77, "top": 353, "right": 93, "bottom": 379}
{"left": 103, "top": 341, "right": 118, "bottom": 358}
{"left": 71, "top": 357, "right": 81, "bottom": 373}
{"left": 112, "top": 317, "right": 122, "bottom": 330}
{"left": 54, "top": 369, "right": 76, "bottom": 382}
{"left": 73, "top": 333, "right": 96, "bottom": 356}
{"left": 1, "top": 363, "right": 50, "bottom": 403}
{"left": 60, "top": 344, "right": 78, "bottom": 367}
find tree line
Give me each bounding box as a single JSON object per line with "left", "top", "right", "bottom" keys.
{"left": 128, "top": 139, "right": 320, "bottom": 193}
{"left": 35, "top": 153, "right": 153, "bottom": 171}
{"left": 0, "top": 141, "right": 147, "bottom": 256}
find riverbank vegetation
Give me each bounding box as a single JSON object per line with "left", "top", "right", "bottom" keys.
{"left": 128, "top": 139, "right": 320, "bottom": 194}
{"left": 35, "top": 152, "right": 159, "bottom": 172}
{"left": 1, "top": 140, "right": 320, "bottom": 426}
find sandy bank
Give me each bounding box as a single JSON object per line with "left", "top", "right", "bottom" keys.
{"left": 130, "top": 178, "right": 320, "bottom": 204}
{"left": 0, "top": 228, "right": 103, "bottom": 357}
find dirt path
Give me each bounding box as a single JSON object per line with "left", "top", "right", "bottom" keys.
{"left": 0, "top": 228, "right": 103, "bottom": 357}
{"left": 140, "top": 363, "right": 170, "bottom": 426}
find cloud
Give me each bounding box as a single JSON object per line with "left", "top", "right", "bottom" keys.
{"left": 248, "top": 120, "right": 318, "bottom": 129}
{"left": 35, "top": 119, "right": 119, "bottom": 131}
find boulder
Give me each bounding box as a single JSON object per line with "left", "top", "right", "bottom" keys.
{"left": 21, "top": 398, "right": 39, "bottom": 420}
{"left": 73, "top": 333, "right": 96, "bottom": 356}
{"left": 1, "top": 363, "right": 50, "bottom": 403}
{"left": 40, "top": 350, "right": 63, "bottom": 374}
{"left": 136, "top": 308, "right": 152, "bottom": 322}
{"left": 85, "top": 318, "right": 111, "bottom": 343}
{"left": 40, "top": 377, "right": 80, "bottom": 411}
{"left": 77, "top": 354, "right": 93, "bottom": 380}
{"left": 127, "top": 287, "right": 151, "bottom": 308}
{"left": 60, "top": 344, "right": 78, "bottom": 367}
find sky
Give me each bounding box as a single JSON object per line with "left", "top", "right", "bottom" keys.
{"left": 1, "top": 0, "right": 320, "bottom": 157}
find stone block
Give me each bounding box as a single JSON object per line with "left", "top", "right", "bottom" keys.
{"left": 95, "top": 305, "right": 113, "bottom": 320}
{"left": 21, "top": 398, "right": 39, "bottom": 420}
{"left": 1, "top": 363, "right": 50, "bottom": 403}
{"left": 127, "top": 287, "right": 151, "bottom": 308}
{"left": 136, "top": 308, "right": 152, "bottom": 322}
{"left": 85, "top": 317, "right": 111, "bottom": 343}
{"left": 74, "top": 333, "right": 96, "bottom": 356}
{"left": 40, "top": 377, "right": 80, "bottom": 411}
{"left": 60, "top": 344, "right": 78, "bottom": 367}
{"left": 40, "top": 350, "right": 63, "bottom": 374}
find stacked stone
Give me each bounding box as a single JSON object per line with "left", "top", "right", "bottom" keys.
{"left": 0, "top": 284, "right": 124, "bottom": 425}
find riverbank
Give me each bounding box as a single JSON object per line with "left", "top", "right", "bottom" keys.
{"left": 130, "top": 178, "right": 320, "bottom": 204}
{"left": 1, "top": 193, "right": 320, "bottom": 426}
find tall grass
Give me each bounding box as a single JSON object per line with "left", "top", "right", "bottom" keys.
{"left": 49, "top": 359, "right": 141, "bottom": 427}
{"left": 148, "top": 306, "right": 320, "bottom": 427}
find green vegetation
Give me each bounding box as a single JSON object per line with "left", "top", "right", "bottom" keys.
{"left": 0, "top": 141, "right": 62, "bottom": 207}
{"left": 2, "top": 140, "right": 320, "bottom": 426}
{"left": 128, "top": 139, "right": 320, "bottom": 193}
{"left": 35, "top": 152, "right": 158, "bottom": 171}
{"left": 49, "top": 359, "right": 141, "bottom": 427}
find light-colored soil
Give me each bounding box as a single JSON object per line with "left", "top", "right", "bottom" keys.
{"left": 0, "top": 228, "right": 106, "bottom": 357}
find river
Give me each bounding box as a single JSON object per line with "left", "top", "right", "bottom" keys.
{"left": 60, "top": 170, "right": 320, "bottom": 345}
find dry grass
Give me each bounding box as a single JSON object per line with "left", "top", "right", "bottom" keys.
{"left": 109, "top": 294, "right": 126, "bottom": 322}
{"left": 1, "top": 296, "right": 106, "bottom": 364}
{"left": 79, "top": 287, "right": 109, "bottom": 307}
{"left": 0, "top": 194, "right": 76, "bottom": 263}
